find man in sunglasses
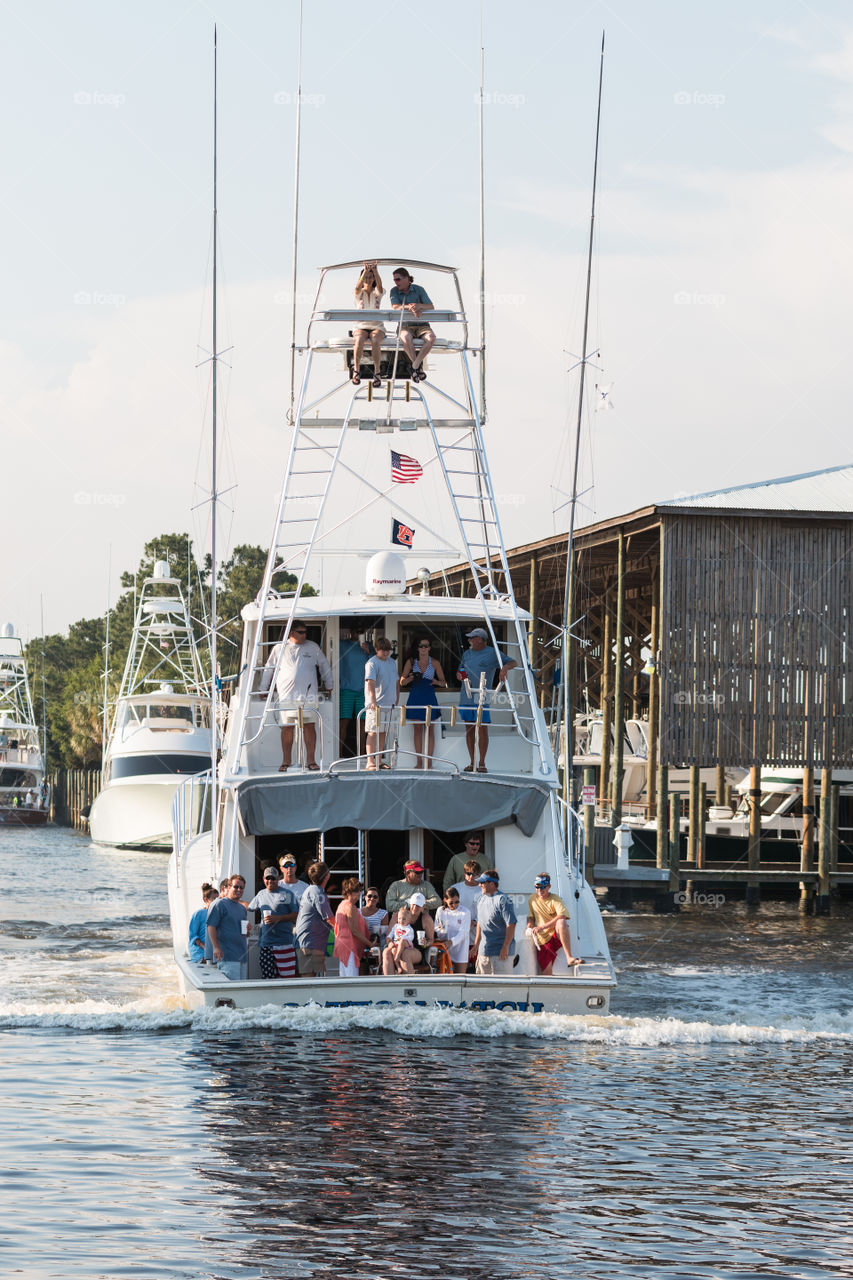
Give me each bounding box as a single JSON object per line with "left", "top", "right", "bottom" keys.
{"left": 261, "top": 621, "right": 334, "bottom": 772}
{"left": 389, "top": 267, "right": 436, "bottom": 382}
{"left": 526, "top": 874, "right": 582, "bottom": 973}
{"left": 248, "top": 868, "right": 299, "bottom": 979}
{"left": 278, "top": 854, "right": 309, "bottom": 903}
{"left": 443, "top": 832, "right": 484, "bottom": 891}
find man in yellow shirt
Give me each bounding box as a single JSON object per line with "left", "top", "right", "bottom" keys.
{"left": 526, "top": 874, "right": 581, "bottom": 973}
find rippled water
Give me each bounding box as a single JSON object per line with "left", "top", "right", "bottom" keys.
{"left": 3, "top": 827, "right": 853, "bottom": 1279}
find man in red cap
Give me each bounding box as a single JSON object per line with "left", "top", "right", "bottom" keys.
{"left": 384, "top": 859, "right": 441, "bottom": 917}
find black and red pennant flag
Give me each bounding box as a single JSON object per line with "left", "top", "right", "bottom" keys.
{"left": 392, "top": 518, "right": 415, "bottom": 547}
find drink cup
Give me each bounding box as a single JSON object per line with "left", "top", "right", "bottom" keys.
{"left": 417, "top": 930, "right": 426, "bottom": 946}
{"left": 241, "top": 919, "right": 248, "bottom": 936}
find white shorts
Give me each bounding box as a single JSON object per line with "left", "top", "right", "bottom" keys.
{"left": 277, "top": 702, "right": 319, "bottom": 726}
{"left": 365, "top": 706, "right": 391, "bottom": 733}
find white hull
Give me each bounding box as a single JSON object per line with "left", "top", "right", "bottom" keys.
{"left": 175, "top": 953, "right": 614, "bottom": 1015}
{"left": 90, "top": 777, "right": 190, "bottom": 849}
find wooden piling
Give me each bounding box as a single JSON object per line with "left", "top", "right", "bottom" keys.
{"left": 687, "top": 764, "right": 700, "bottom": 864}
{"left": 600, "top": 599, "right": 612, "bottom": 806}
{"left": 817, "top": 767, "right": 831, "bottom": 912}
{"left": 656, "top": 764, "right": 668, "bottom": 870}
{"left": 715, "top": 764, "right": 726, "bottom": 807}
{"left": 583, "top": 766, "right": 595, "bottom": 876}
{"left": 610, "top": 531, "right": 626, "bottom": 827}
{"left": 800, "top": 765, "right": 815, "bottom": 912}
{"left": 746, "top": 764, "right": 761, "bottom": 905}
{"left": 697, "top": 781, "right": 707, "bottom": 868}
{"left": 647, "top": 600, "right": 659, "bottom": 816}
{"left": 668, "top": 793, "right": 681, "bottom": 894}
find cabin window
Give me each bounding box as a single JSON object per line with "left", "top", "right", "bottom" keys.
{"left": 109, "top": 754, "right": 210, "bottom": 780}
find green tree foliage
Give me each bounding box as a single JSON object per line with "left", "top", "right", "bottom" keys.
{"left": 29, "top": 533, "right": 316, "bottom": 768}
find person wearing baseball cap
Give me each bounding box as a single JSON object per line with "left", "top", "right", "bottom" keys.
{"left": 456, "top": 627, "right": 516, "bottom": 774}
{"left": 527, "top": 874, "right": 581, "bottom": 972}
{"left": 384, "top": 858, "right": 442, "bottom": 917}
{"left": 472, "top": 868, "right": 517, "bottom": 974}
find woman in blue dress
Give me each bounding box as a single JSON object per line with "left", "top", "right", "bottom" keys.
{"left": 401, "top": 638, "right": 447, "bottom": 769}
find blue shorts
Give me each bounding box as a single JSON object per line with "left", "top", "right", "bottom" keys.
{"left": 459, "top": 706, "right": 491, "bottom": 725}
{"left": 340, "top": 688, "right": 365, "bottom": 719}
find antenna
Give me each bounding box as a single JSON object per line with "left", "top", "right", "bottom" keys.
{"left": 562, "top": 31, "right": 605, "bottom": 817}
{"left": 478, "top": 1, "right": 487, "bottom": 423}
{"left": 287, "top": 0, "right": 305, "bottom": 426}
{"left": 210, "top": 24, "right": 221, "bottom": 839}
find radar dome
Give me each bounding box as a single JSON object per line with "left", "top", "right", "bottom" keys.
{"left": 364, "top": 551, "right": 407, "bottom": 597}
{"left": 153, "top": 560, "right": 171, "bottom": 580}
{"left": 2, "top": 623, "right": 14, "bottom": 638}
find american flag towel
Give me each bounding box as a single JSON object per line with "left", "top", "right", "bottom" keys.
{"left": 391, "top": 450, "right": 423, "bottom": 483}
{"left": 272, "top": 944, "right": 297, "bottom": 978}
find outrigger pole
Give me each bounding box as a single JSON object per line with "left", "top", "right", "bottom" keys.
{"left": 210, "top": 25, "right": 220, "bottom": 836}
{"left": 562, "top": 31, "right": 605, "bottom": 823}
{"left": 478, "top": 0, "right": 487, "bottom": 424}
{"left": 287, "top": 0, "right": 304, "bottom": 427}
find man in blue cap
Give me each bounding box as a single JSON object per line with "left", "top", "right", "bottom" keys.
{"left": 472, "top": 868, "right": 517, "bottom": 975}
{"left": 456, "top": 628, "right": 516, "bottom": 773}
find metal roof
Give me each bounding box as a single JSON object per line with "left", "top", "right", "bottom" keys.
{"left": 318, "top": 259, "right": 457, "bottom": 274}
{"left": 660, "top": 463, "right": 853, "bottom": 513}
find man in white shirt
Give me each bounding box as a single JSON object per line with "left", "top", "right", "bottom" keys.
{"left": 261, "top": 622, "right": 334, "bottom": 771}
{"left": 278, "top": 854, "right": 310, "bottom": 903}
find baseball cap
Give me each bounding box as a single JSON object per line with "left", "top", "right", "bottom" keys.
{"left": 465, "top": 627, "right": 489, "bottom": 639}
{"left": 476, "top": 872, "right": 499, "bottom": 884}
{"left": 408, "top": 892, "right": 426, "bottom": 907}
{"left": 404, "top": 861, "right": 424, "bottom": 872}
{"left": 534, "top": 875, "right": 551, "bottom": 888}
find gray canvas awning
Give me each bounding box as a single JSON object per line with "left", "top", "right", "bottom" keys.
{"left": 235, "top": 771, "right": 550, "bottom": 839}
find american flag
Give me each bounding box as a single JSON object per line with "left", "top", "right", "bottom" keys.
{"left": 391, "top": 450, "right": 423, "bottom": 484}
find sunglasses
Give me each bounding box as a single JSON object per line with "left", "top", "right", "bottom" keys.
{"left": 365, "top": 893, "right": 379, "bottom": 899}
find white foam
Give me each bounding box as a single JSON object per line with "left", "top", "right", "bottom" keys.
{"left": 1, "top": 998, "right": 852, "bottom": 1043}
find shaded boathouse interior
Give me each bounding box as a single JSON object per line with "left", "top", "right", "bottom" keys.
{"left": 425, "top": 464, "right": 853, "bottom": 907}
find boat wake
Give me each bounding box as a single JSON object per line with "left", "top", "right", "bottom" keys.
{"left": 1, "top": 973, "right": 851, "bottom": 1043}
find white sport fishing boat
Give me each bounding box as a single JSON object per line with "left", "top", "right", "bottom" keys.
{"left": 89, "top": 562, "right": 212, "bottom": 850}
{"left": 169, "top": 258, "right": 615, "bottom": 1015}
{"left": 0, "top": 625, "right": 49, "bottom": 826}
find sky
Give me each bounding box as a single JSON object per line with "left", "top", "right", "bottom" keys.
{"left": 3, "top": 0, "right": 853, "bottom": 640}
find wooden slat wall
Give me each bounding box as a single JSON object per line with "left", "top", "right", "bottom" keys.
{"left": 660, "top": 515, "right": 853, "bottom": 768}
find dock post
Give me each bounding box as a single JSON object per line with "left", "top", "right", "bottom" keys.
{"left": 610, "top": 531, "right": 626, "bottom": 828}
{"left": 830, "top": 782, "right": 840, "bottom": 893}
{"left": 656, "top": 764, "right": 669, "bottom": 869}
{"left": 583, "top": 766, "right": 595, "bottom": 876}
{"left": 800, "top": 765, "right": 815, "bottom": 913}
{"left": 746, "top": 764, "right": 761, "bottom": 906}
{"left": 698, "top": 781, "right": 707, "bottom": 869}
{"left": 600, "top": 599, "right": 612, "bottom": 808}
{"left": 647, "top": 601, "right": 659, "bottom": 818}
{"left": 715, "top": 764, "right": 726, "bottom": 807}
{"left": 668, "top": 792, "right": 681, "bottom": 899}
{"left": 817, "top": 767, "right": 831, "bottom": 913}
{"left": 687, "top": 764, "right": 700, "bottom": 864}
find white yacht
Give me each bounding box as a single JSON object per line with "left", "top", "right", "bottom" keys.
{"left": 701, "top": 767, "right": 853, "bottom": 845}
{"left": 169, "top": 259, "right": 615, "bottom": 1015}
{"left": 89, "top": 563, "right": 212, "bottom": 850}
{"left": 0, "top": 625, "right": 49, "bottom": 826}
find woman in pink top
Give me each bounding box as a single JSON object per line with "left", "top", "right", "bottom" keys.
{"left": 333, "top": 877, "right": 372, "bottom": 977}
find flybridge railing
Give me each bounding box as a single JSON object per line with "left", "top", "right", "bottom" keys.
{"left": 171, "top": 769, "right": 213, "bottom": 871}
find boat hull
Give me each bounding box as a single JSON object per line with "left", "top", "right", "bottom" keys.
{"left": 0, "top": 805, "right": 49, "bottom": 827}
{"left": 89, "top": 777, "right": 188, "bottom": 850}
{"left": 175, "top": 954, "right": 614, "bottom": 1015}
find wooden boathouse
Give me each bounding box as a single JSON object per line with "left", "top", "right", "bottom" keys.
{"left": 426, "top": 464, "right": 853, "bottom": 908}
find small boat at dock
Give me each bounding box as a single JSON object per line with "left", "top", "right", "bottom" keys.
{"left": 0, "top": 625, "right": 49, "bottom": 826}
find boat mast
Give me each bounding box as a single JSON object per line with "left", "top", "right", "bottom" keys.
{"left": 102, "top": 546, "right": 111, "bottom": 760}
{"left": 562, "top": 32, "right": 605, "bottom": 819}
{"left": 287, "top": 0, "right": 304, "bottom": 426}
{"left": 39, "top": 595, "right": 48, "bottom": 771}
{"left": 478, "top": 0, "right": 487, "bottom": 423}
{"left": 210, "top": 26, "right": 220, "bottom": 831}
